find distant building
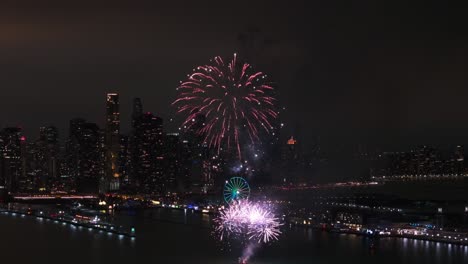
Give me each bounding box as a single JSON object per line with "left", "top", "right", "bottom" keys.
{"left": 24, "top": 142, "right": 42, "bottom": 192}
{"left": 0, "top": 127, "right": 26, "bottom": 193}
{"left": 56, "top": 145, "right": 74, "bottom": 193}
{"left": 453, "top": 145, "right": 465, "bottom": 174}
{"left": 35, "top": 126, "right": 60, "bottom": 191}
{"left": 180, "top": 114, "right": 211, "bottom": 193}
{"left": 281, "top": 136, "right": 302, "bottom": 184}
{"left": 132, "top": 112, "right": 164, "bottom": 194}
{"left": 131, "top": 98, "right": 143, "bottom": 129}
{"left": 0, "top": 137, "right": 4, "bottom": 195}
{"left": 105, "top": 93, "right": 120, "bottom": 192}
{"left": 66, "top": 119, "right": 103, "bottom": 193}
{"left": 371, "top": 145, "right": 467, "bottom": 181}
{"left": 164, "top": 133, "right": 180, "bottom": 193}
{"left": 40, "top": 126, "right": 59, "bottom": 144}
{"left": 118, "top": 135, "right": 131, "bottom": 190}
{"left": 179, "top": 138, "right": 193, "bottom": 192}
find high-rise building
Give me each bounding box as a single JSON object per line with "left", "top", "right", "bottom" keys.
{"left": 24, "top": 142, "right": 41, "bottom": 192}
{"left": 106, "top": 93, "right": 120, "bottom": 138}
{"left": 179, "top": 137, "right": 193, "bottom": 192}
{"left": 0, "top": 127, "right": 26, "bottom": 193}
{"left": 40, "top": 126, "right": 59, "bottom": 144}
{"left": 125, "top": 97, "right": 144, "bottom": 191}
{"left": 131, "top": 112, "right": 164, "bottom": 194}
{"left": 56, "top": 145, "right": 74, "bottom": 193}
{"left": 164, "top": 133, "right": 180, "bottom": 193}
{"left": 132, "top": 98, "right": 143, "bottom": 129}
{"left": 454, "top": 145, "right": 465, "bottom": 175}
{"left": 66, "top": 119, "right": 103, "bottom": 193}
{"left": 31, "top": 126, "right": 60, "bottom": 191}
{"left": 281, "top": 136, "right": 301, "bottom": 184}
{"left": 0, "top": 137, "right": 4, "bottom": 196}
{"left": 200, "top": 153, "right": 221, "bottom": 194}
{"left": 179, "top": 114, "right": 224, "bottom": 193}
{"left": 67, "top": 118, "right": 85, "bottom": 185}
{"left": 105, "top": 93, "right": 120, "bottom": 192}
{"left": 180, "top": 114, "right": 207, "bottom": 193}
{"left": 118, "top": 135, "right": 131, "bottom": 190}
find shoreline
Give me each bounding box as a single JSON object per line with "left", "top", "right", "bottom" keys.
{"left": 0, "top": 209, "right": 136, "bottom": 239}
{"left": 2, "top": 204, "right": 467, "bottom": 247}
{"left": 296, "top": 225, "right": 468, "bottom": 246}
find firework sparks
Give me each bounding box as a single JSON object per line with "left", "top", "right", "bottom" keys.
{"left": 214, "top": 200, "right": 281, "bottom": 244}
{"left": 172, "top": 53, "right": 278, "bottom": 159}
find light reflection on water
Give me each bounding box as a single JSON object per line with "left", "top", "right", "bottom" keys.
{"left": 0, "top": 208, "right": 467, "bottom": 264}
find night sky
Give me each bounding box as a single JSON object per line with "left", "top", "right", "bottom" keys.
{"left": 1, "top": 2, "right": 467, "bottom": 150}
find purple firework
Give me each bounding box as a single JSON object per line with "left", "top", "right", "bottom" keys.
{"left": 214, "top": 199, "right": 281, "bottom": 244}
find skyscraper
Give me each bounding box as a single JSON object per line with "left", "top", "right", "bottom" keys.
{"left": 281, "top": 136, "right": 302, "bottom": 184}
{"left": 105, "top": 93, "right": 120, "bottom": 192}
{"left": 179, "top": 138, "right": 193, "bottom": 192}
{"left": 57, "top": 145, "right": 74, "bottom": 193}
{"left": 106, "top": 93, "right": 120, "bottom": 136}
{"left": 67, "top": 118, "right": 85, "bottom": 186}
{"left": 0, "top": 136, "right": 4, "bottom": 196}
{"left": 132, "top": 98, "right": 143, "bottom": 129}
{"left": 180, "top": 114, "right": 210, "bottom": 193}
{"left": 164, "top": 133, "right": 180, "bottom": 192}
{"left": 454, "top": 145, "right": 465, "bottom": 175}
{"left": 40, "top": 126, "right": 59, "bottom": 144}
{"left": 0, "top": 127, "right": 26, "bottom": 193}
{"left": 24, "top": 142, "right": 40, "bottom": 192}
{"left": 118, "top": 135, "right": 131, "bottom": 190}
{"left": 132, "top": 112, "right": 164, "bottom": 194}
{"left": 67, "top": 119, "right": 103, "bottom": 193}
{"left": 32, "top": 126, "right": 60, "bottom": 191}
{"left": 126, "top": 97, "right": 144, "bottom": 190}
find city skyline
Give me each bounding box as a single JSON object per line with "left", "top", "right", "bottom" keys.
{"left": 1, "top": 3, "right": 468, "bottom": 264}
{"left": 1, "top": 3, "right": 468, "bottom": 149}
{"left": 3, "top": 90, "right": 468, "bottom": 153}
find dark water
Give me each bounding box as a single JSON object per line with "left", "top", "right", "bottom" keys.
{"left": 1, "top": 208, "right": 467, "bottom": 264}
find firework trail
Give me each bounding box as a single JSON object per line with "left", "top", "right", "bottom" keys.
{"left": 172, "top": 53, "right": 278, "bottom": 159}
{"left": 214, "top": 199, "right": 281, "bottom": 244}
{"left": 240, "top": 242, "right": 260, "bottom": 263}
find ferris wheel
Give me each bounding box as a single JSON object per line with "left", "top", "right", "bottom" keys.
{"left": 223, "top": 177, "right": 251, "bottom": 203}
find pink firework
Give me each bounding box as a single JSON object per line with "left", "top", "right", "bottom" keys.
{"left": 172, "top": 53, "right": 278, "bottom": 158}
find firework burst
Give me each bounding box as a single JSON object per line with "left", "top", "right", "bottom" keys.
{"left": 172, "top": 53, "right": 278, "bottom": 159}
{"left": 214, "top": 200, "right": 281, "bottom": 244}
